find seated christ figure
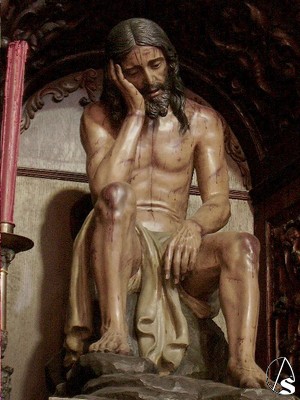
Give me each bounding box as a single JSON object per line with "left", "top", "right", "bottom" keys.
{"left": 64, "top": 18, "right": 266, "bottom": 388}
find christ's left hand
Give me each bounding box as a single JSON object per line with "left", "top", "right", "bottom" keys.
{"left": 164, "top": 220, "right": 202, "bottom": 284}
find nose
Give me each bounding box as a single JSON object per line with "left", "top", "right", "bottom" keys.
{"left": 143, "top": 69, "right": 155, "bottom": 86}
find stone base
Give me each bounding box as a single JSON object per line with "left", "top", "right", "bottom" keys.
{"left": 50, "top": 353, "right": 299, "bottom": 400}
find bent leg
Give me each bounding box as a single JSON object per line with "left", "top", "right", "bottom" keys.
{"left": 182, "top": 231, "right": 266, "bottom": 388}
{"left": 89, "top": 182, "right": 142, "bottom": 354}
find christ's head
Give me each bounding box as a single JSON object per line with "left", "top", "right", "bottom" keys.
{"left": 101, "top": 18, "right": 189, "bottom": 133}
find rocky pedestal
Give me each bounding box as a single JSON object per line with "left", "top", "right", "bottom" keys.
{"left": 50, "top": 352, "right": 298, "bottom": 400}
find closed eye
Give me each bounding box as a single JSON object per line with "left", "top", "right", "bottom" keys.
{"left": 151, "top": 62, "right": 161, "bottom": 69}
{"left": 149, "top": 57, "right": 165, "bottom": 69}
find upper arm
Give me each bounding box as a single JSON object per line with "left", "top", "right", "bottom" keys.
{"left": 80, "top": 103, "right": 114, "bottom": 182}
{"left": 193, "top": 108, "right": 229, "bottom": 203}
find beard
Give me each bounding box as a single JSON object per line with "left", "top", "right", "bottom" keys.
{"left": 141, "top": 79, "right": 171, "bottom": 119}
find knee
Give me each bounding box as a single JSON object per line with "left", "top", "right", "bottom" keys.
{"left": 223, "top": 232, "right": 260, "bottom": 273}
{"left": 237, "top": 232, "right": 260, "bottom": 255}
{"left": 94, "top": 182, "right": 136, "bottom": 221}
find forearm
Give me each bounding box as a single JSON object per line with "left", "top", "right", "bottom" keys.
{"left": 90, "top": 112, "right": 144, "bottom": 194}
{"left": 188, "top": 194, "right": 231, "bottom": 236}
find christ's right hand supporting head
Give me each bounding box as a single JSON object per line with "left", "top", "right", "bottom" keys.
{"left": 109, "top": 60, "right": 145, "bottom": 116}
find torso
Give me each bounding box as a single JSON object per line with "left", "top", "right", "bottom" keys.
{"left": 130, "top": 108, "right": 196, "bottom": 231}
{"left": 83, "top": 99, "right": 211, "bottom": 232}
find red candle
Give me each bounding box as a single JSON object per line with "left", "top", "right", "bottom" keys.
{"left": 1, "top": 41, "right": 28, "bottom": 226}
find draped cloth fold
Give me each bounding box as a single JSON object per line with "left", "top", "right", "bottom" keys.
{"left": 64, "top": 210, "right": 218, "bottom": 370}
{"left": 134, "top": 225, "right": 189, "bottom": 371}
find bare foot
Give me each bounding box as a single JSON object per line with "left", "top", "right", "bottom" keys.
{"left": 89, "top": 329, "right": 131, "bottom": 355}
{"left": 226, "top": 360, "right": 267, "bottom": 388}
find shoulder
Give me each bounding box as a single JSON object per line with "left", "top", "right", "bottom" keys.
{"left": 82, "top": 101, "right": 108, "bottom": 126}
{"left": 185, "top": 98, "right": 222, "bottom": 126}
{"left": 80, "top": 102, "right": 115, "bottom": 153}
{"left": 185, "top": 98, "right": 224, "bottom": 141}
{"left": 81, "top": 101, "right": 115, "bottom": 137}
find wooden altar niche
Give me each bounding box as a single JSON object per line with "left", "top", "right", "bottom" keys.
{"left": 254, "top": 177, "right": 300, "bottom": 392}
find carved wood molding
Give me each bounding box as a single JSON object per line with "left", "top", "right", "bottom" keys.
{"left": 21, "top": 69, "right": 102, "bottom": 133}
{"left": 21, "top": 68, "right": 251, "bottom": 189}
{"left": 17, "top": 167, "right": 250, "bottom": 200}
{"left": 269, "top": 213, "right": 300, "bottom": 388}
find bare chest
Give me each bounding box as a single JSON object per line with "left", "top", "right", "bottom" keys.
{"left": 133, "top": 121, "right": 195, "bottom": 173}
